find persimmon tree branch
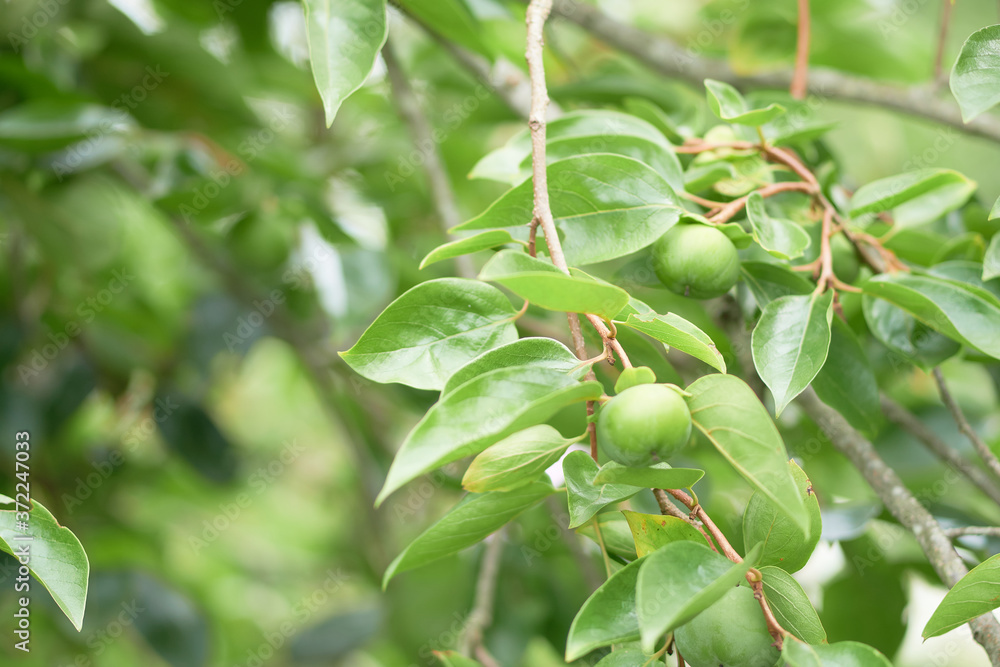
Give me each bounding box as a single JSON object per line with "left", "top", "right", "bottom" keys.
{"left": 458, "top": 530, "right": 505, "bottom": 666}
{"left": 791, "top": 0, "right": 811, "bottom": 100}
{"left": 880, "top": 395, "right": 1000, "bottom": 507}
{"left": 933, "top": 367, "right": 1000, "bottom": 483}
{"left": 796, "top": 388, "right": 1000, "bottom": 665}
{"left": 545, "top": 0, "right": 1000, "bottom": 143}
{"left": 944, "top": 526, "right": 1000, "bottom": 539}
{"left": 383, "top": 40, "right": 474, "bottom": 279}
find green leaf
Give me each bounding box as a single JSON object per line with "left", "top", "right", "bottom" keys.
{"left": 782, "top": 638, "right": 893, "bottom": 667}
{"left": 419, "top": 231, "right": 520, "bottom": 269}
{"left": 565, "top": 557, "right": 645, "bottom": 660}
{"left": 456, "top": 155, "right": 683, "bottom": 266}
{"left": 376, "top": 368, "right": 602, "bottom": 505}
{"left": 614, "top": 366, "right": 657, "bottom": 393}
{"left": 862, "top": 295, "right": 961, "bottom": 369}
{"left": 470, "top": 110, "right": 674, "bottom": 183}
{"left": 594, "top": 648, "right": 663, "bottom": 666}
{"left": 950, "top": 25, "right": 1000, "bottom": 122}
{"left": 704, "top": 79, "right": 785, "bottom": 126}
{"left": 593, "top": 462, "right": 704, "bottom": 490}
{"left": 686, "top": 374, "right": 809, "bottom": 533}
{"left": 563, "top": 451, "right": 642, "bottom": 528}
{"left": 0, "top": 495, "right": 89, "bottom": 631}
{"left": 811, "top": 318, "right": 882, "bottom": 437}
{"left": 340, "top": 278, "right": 519, "bottom": 391}
{"left": 849, "top": 169, "right": 976, "bottom": 227}
{"left": 760, "top": 566, "right": 827, "bottom": 644}
{"left": 383, "top": 482, "right": 553, "bottom": 587}
{"left": 743, "top": 461, "right": 821, "bottom": 571}
{"left": 302, "top": 0, "right": 388, "bottom": 127}
{"left": 636, "top": 541, "right": 761, "bottom": 652}
{"left": 434, "top": 651, "right": 484, "bottom": 667}
{"left": 741, "top": 261, "right": 814, "bottom": 307}
{"left": 577, "top": 514, "right": 638, "bottom": 561}
{"left": 991, "top": 195, "right": 1000, "bottom": 220}
{"left": 622, "top": 510, "right": 704, "bottom": 558}
{"left": 0, "top": 101, "right": 132, "bottom": 153}
{"left": 745, "top": 192, "right": 811, "bottom": 260}
{"left": 443, "top": 337, "right": 583, "bottom": 395}
{"left": 462, "top": 425, "right": 582, "bottom": 493}
{"left": 862, "top": 272, "right": 1000, "bottom": 360}
{"left": 984, "top": 234, "right": 1000, "bottom": 282}
{"left": 617, "top": 312, "right": 726, "bottom": 373}
{"left": 923, "top": 551, "right": 1000, "bottom": 638}
{"left": 752, "top": 292, "right": 834, "bottom": 416}
{"left": 479, "top": 251, "right": 629, "bottom": 319}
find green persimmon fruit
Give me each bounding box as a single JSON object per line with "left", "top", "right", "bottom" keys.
{"left": 674, "top": 585, "right": 781, "bottom": 667}
{"left": 652, "top": 224, "right": 740, "bottom": 299}
{"left": 596, "top": 384, "right": 692, "bottom": 466}
{"left": 830, "top": 234, "right": 860, "bottom": 284}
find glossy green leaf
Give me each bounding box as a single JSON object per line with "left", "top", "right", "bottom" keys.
{"left": 624, "top": 96, "right": 686, "bottom": 143}
{"left": 479, "top": 251, "right": 629, "bottom": 319}
{"left": 462, "top": 425, "right": 582, "bottom": 493}
{"left": 849, "top": 169, "right": 976, "bottom": 227}
{"left": 622, "top": 510, "right": 704, "bottom": 557}
{"left": 862, "top": 272, "right": 1000, "bottom": 360}
{"left": 811, "top": 318, "right": 882, "bottom": 437}
{"left": 760, "top": 566, "right": 827, "bottom": 644}
{"left": 950, "top": 25, "right": 1000, "bottom": 122}
{"left": 594, "top": 648, "right": 663, "bottom": 666}
{"left": 443, "top": 337, "right": 582, "bottom": 395}
{"left": 743, "top": 461, "right": 821, "bottom": 571}
{"left": 741, "top": 261, "right": 814, "bottom": 307}
{"left": 419, "top": 231, "right": 520, "bottom": 269}
{"left": 470, "top": 110, "right": 673, "bottom": 183}
{"left": 341, "top": 278, "right": 519, "bottom": 391}
{"left": 0, "top": 495, "right": 89, "bottom": 631}
{"left": 984, "top": 234, "right": 1000, "bottom": 282}
{"left": 617, "top": 312, "right": 726, "bottom": 373}
{"left": 928, "top": 261, "right": 1000, "bottom": 301}
{"left": 593, "top": 462, "right": 704, "bottom": 490}
{"left": 686, "top": 374, "right": 809, "bottom": 533}
{"left": 565, "top": 557, "right": 644, "bottom": 660}
{"left": 563, "top": 451, "right": 643, "bottom": 528}
{"left": 383, "top": 482, "right": 553, "bottom": 587}
{"left": 746, "top": 192, "right": 811, "bottom": 260}
{"left": 396, "top": 0, "right": 492, "bottom": 59}
{"left": 456, "top": 155, "right": 683, "bottom": 266}
{"left": 614, "top": 366, "right": 657, "bottom": 393}
{"left": 782, "top": 638, "right": 893, "bottom": 667}
{"left": 862, "top": 295, "right": 961, "bottom": 369}
{"left": 376, "top": 368, "right": 602, "bottom": 505}
{"left": 636, "top": 541, "right": 761, "bottom": 652}
{"left": 752, "top": 291, "right": 834, "bottom": 416}
{"left": 704, "top": 79, "right": 785, "bottom": 126}
{"left": 577, "top": 514, "right": 638, "bottom": 561}
{"left": 303, "top": 0, "right": 388, "bottom": 127}
{"left": 924, "top": 552, "right": 1000, "bottom": 638}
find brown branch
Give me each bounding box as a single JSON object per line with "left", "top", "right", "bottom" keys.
{"left": 796, "top": 388, "right": 1000, "bottom": 664}
{"left": 933, "top": 367, "right": 1000, "bottom": 483}
{"left": 545, "top": 0, "right": 1000, "bottom": 144}
{"left": 383, "top": 40, "right": 474, "bottom": 279}
{"left": 791, "top": 0, "right": 811, "bottom": 100}
{"left": 944, "top": 526, "right": 1000, "bottom": 539}
{"left": 881, "top": 396, "right": 1000, "bottom": 507}
{"left": 653, "top": 489, "right": 717, "bottom": 553}
{"left": 709, "top": 180, "right": 816, "bottom": 224}
{"left": 459, "top": 530, "right": 505, "bottom": 664}
{"left": 934, "top": 0, "right": 955, "bottom": 86}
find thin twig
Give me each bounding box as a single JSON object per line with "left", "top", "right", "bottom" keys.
{"left": 459, "top": 530, "right": 505, "bottom": 663}
{"left": 881, "top": 396, "right": 1000, "bottom": 508}
{"left": 933, "top": 367, "right": 1000, "bottom": 483}
{"left": 791, "top": 0, "right": 811, "bottom": 100}
{"left": 383, "top": 40, "right": 474, "bottom": 279}
{"left": 944, "top": 526, "right": 1000, "bottom": 539}
{"left": 709, "top": 180, "right": 815, "bottom": 224}
{"left": 654, "top": 489, "right": 718, "bottom": 553}
{"left": 934, "top": 0, "right": 955, "bottom": 86}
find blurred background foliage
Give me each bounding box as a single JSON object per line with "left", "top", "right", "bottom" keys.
{"left": 0, "top": 0, "right": 999, "bottom": 665}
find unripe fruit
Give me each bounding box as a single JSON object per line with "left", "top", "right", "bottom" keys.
{"left": 674, "top": 585, "right": 781, "bottom": 667}
{"left": 596, "top": 384, "right": 692, "bottom": 466}
{"left": 652, "top": 224, "right": 740, "bottom": 299}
